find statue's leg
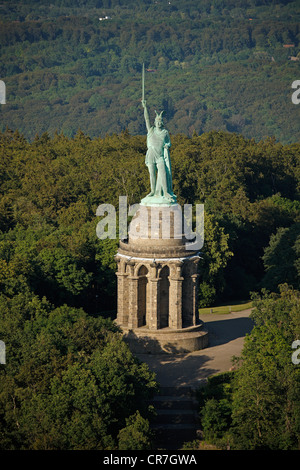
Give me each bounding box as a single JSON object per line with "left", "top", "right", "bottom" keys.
{"left": 147, "top": 163, "right": 156, "bottom": 196}
{"left": 157, "top": 160, "right": 172, "bottom": 201}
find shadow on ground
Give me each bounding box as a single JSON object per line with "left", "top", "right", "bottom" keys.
{"left": 202, "top": 316, "right": 254, "bottom": 347}
{"left": 135, "top": 310, "right": 254, "bottom": 388}
{"left": 137, "top": 352, "right": 218, "bottom": 388}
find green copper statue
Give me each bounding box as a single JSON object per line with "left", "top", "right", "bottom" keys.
{"left": 140, "top": 65, "right": 177, "bottom": 206}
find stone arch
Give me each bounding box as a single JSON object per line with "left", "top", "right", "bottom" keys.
{"left": 138, "top": 265, "right": 148, "bottom": 277}
{"left": 159, "top": 265, "right": 170, "bottom": 328}
{"left": 134, "top": 261, "right": 149, "bottom": 277}
{"left": 137, "top": 265, "right": 148, "bottom": 327}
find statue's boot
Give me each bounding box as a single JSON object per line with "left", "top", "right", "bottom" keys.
{"left": 161, "top": 172, "right": 173, "bottom": 202}
{"left": 164, "top": 192, "right": 173, "bottom": 202}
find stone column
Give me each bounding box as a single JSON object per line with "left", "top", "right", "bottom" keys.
{"left": 191, "top": 273, "right": 199, "bottom": 326}
{"left": 116, "top": 271, "right": 128, "bottom": 326}
{"left": 125, "top": 260, "right": 139, "bottom": 329}
{"left": 191, "top": 258, "right": 200, "bottom": 325}
{"left": 128, "top": 276, "right": 139, "bottom": 329}
{"left": 148, "top": 278, "right": 160, "bottom": 330}
{"left": 145, "top": 261, "right": 159, "bottom": 330}
{"left": 115, "top": 256, "right": 128, "bottom": 326}
{"left": 169, "top": 262, "right": 183, "bottom": 329}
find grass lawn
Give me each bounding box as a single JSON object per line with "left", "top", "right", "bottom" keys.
{"left": 199, "top": 300, "right": 253, "bottom": 315}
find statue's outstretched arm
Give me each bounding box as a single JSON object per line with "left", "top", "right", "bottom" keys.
{"left": 142, "top": 100, "right": 151, "bottom": 132}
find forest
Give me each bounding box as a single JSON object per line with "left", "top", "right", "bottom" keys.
{"left": 0, "top": 0, "right": 299, "bottom": 452}
{"left": 0, "top": 0, "right": 300, "bottom": 143}
{"left": 0, "top": 127, "right": 299, "bottom": 449}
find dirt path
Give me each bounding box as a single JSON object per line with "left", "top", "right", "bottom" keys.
{"left": 136, "top": 309, "right": 253, "bottom": 388}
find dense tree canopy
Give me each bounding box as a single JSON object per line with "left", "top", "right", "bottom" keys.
{"left": 196, "top": 285, "right": 300, "bottom": 450}
{"left": 0, "top": 127, "right": 299, "bottom": 450}
{"left": 0, "top": 0, "right": 299, "bottom": 143}
{"left": 0, "top": 290, "right": 158, "bottom": 449}
{"left": 231, "top": 285, "right": 300, "bottom": 449}
{"left": 0, "top": 0, "right": 299, "bottom": 451}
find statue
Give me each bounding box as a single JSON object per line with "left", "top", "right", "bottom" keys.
{"left": 140, "top": 65, "right": 177, "bottom": 206}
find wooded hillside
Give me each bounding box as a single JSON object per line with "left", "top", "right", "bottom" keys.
{"left": 0, "top": 0, "right": 299, "bottom": 143}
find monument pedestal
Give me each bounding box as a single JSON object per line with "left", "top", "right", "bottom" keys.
{"left": 119, "top": 324, "right": 208, "bottom": 354}
{"left": 115, "top": 205, "right": 208, "bottom": 354}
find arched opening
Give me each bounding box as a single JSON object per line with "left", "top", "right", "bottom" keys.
{"left": 159, "top": 265, "right": 170, "bottom": 328}
{"left": 137, "top": 265, "right": 148, "bottom": 327}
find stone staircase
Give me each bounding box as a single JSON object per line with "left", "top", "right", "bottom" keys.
{"left": 150, "top": 386, "right": 199, "bottom": 450}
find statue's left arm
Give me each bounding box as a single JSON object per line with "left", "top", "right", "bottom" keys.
{"left": 164, "top": 131, "right": 171, "bottom": 149}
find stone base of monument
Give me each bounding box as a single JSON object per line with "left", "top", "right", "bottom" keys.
{"left": 115, "top": 204, "right": 209, "bottom": 355}
{"left": 118, "top": 322, "right": 209, "bottom": 355}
